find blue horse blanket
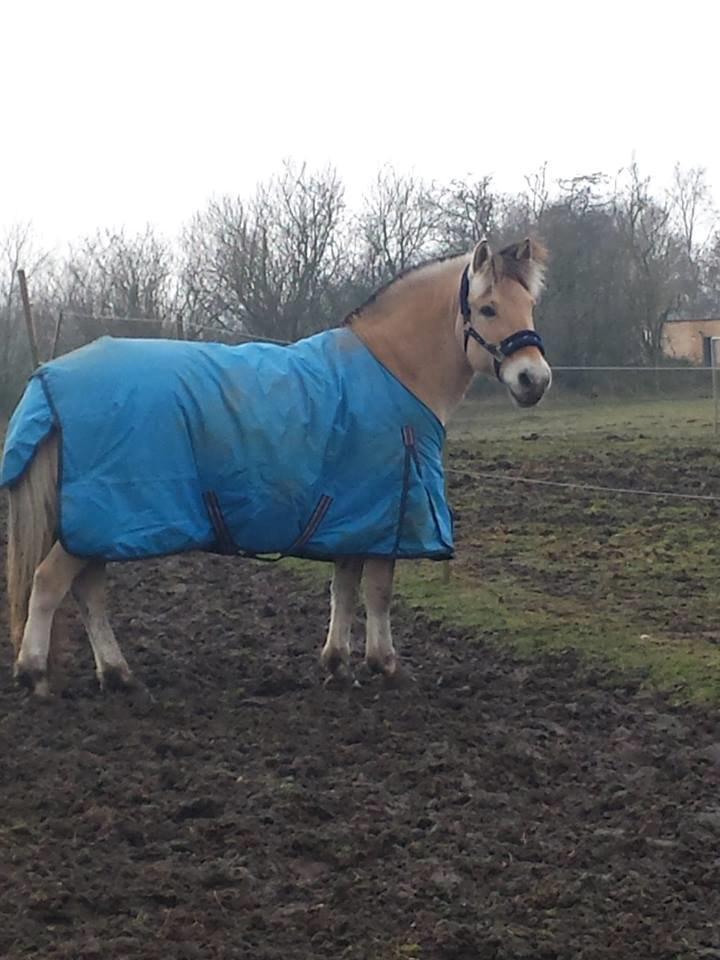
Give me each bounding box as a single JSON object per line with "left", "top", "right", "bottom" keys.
{"left": 1, "top": 328, "right": 453, "bottom": 562}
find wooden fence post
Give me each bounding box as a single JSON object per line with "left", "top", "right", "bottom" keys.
{"left": 17, "top": 269, "right": 40, "bottom": 369}
{"left": 50, "top": 310, "right": 64, "bottom": 360}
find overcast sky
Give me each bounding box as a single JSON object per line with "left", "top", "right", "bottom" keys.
{"left": 3, "top": 0, "right": 717, "bottom": 248}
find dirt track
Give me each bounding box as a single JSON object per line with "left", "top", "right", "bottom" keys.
{"left": 2, "top": 536, "right": 720, "bottom": 958}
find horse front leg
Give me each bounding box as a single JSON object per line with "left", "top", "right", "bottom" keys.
{"left": 320, "top": 557, "right": 364, "bottom": 683}
{"left": 363, "top": 557, "right": 398, "bottom": 677}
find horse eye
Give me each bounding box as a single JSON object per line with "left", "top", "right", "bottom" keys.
{"left": 479, "top": 305, "right": 497, "bottom": 318}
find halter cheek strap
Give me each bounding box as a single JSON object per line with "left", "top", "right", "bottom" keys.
{"left": 459, "top": 266, "right": 546, "bottom": 380}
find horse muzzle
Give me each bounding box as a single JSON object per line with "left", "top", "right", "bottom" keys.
{"left": 501, "top": 353, "right": 552, "bottom": 407}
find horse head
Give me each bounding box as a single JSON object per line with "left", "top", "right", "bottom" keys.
{"left": 459, "top": 237, "right": 551, "bottom": 407}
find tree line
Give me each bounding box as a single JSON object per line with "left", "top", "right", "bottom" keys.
{"left": 2, "top": 159, "right": 719, "bottom": 409}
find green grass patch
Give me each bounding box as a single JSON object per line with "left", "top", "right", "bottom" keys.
{"left": 395, "top": 561, "right": 720, "bottom": 705}
{"left": 452, "top": 390, "right": 717, "bottom": 443}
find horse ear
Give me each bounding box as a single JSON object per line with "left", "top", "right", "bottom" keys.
{"left": 516, "top": 238, "right": 532, "bottom": 260}
{"left": 471, "top": 239, "right": 492, "bottom": 275}
{"left": 516, "top": 238, "right": 548, "bottom": 298}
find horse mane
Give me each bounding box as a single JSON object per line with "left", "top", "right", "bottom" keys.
{"left": 342, "top": 253, "right": 464, "bottom": 325}
{"left": 343, "top": 239, "right": 548, "bottom": 325}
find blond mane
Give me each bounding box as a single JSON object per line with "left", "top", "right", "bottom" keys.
{"left": 343, "top": 254, "right": 466, "bottom": 325}
{"left": 345, "top": 238, "right": 548, "bottom": 327}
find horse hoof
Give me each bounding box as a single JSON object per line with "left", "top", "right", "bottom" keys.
{"left": 14, "top": 663, "right": 52, "bottom": 699}
{"left": 320, "top": 647, "right": 354, "bottom": 683}
{"left": 99, "top": 665, "right": 135, "bottom": 692}
{"left": 365, "top": 656, "right": 414, "bottom": 689}
{"left": 365, "top": 654, "right": 400, "bottom": 678}
{"left": 99, "top": 669, "right": 155, "bottom": 712}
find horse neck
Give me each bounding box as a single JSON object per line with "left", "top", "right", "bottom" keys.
{"left": 350, "top": 259, "right": 473, "bottom": 424}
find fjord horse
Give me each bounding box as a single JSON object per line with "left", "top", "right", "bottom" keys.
{"left": 6, "top": 239, "right": 550, "bottom": 696}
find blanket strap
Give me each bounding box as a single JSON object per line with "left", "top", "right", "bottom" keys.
{"left": 203, "top": 492, "right": 237, "bottom": 555}
{"left": 286, "top": 494, "right": 334, "bottom": 553}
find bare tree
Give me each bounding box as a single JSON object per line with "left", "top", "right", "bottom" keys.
{"left": 523, "top": 162, "right": 551, "bottom": 223}
{"left": 357, "top": 168, "right": 440, "bottom": 285}
{"left": 57, "top": 227, "right": 176, "bottom": 344}
{"left": 433, "top": 175, "right": 498, "bottom": 250}
{"left": 671, "top": 165, "right": 712, "bottom": 259}
{"left": 557, "top": 173, "right": 611, "bottom": 216}
{"left": 0, "top": 223, "right": 53, "bottom": 405}
{"left": 180, "top": 162, "right": 348, "bottom": 340}
{"left": 260, "top": 161, "right": 348, "bottom": 338}
{"left": 613, "top": 162, "right": 688, "bottom": 361}
{"left": 523, "top": 175, "right": 635, "bottom": 367}
{"left": 669, "top": 164, "right": 715, "bottom": 309}
{"left": 180, "top": 196, "right": 265, "bottom": 334}
{"left": 699, "top": 230, "right": 720, "bottom": 315}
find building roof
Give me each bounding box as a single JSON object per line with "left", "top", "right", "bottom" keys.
{"left": 663, "top": 317, "right": 720, "bottom": 326}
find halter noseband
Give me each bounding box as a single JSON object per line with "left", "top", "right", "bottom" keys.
{"left": 459, "top": 266, "right": 545, "bottom": 380}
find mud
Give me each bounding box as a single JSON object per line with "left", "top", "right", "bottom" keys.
{"left": 1, "top": 505, "right": 720, "bottom": 958}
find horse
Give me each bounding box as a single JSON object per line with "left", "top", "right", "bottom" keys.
{"left": 2, "top": 238, "right": 551, "bottom": 698}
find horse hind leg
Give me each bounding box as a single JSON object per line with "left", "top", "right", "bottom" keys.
{"left": 14, "top": 543, "right": 87, "bottom": 697}
{"left": 71, "top": 562, "right": 133, "bottom": 691}
{"left": 7, "top": 435, "right": 58, "bottom": 660}
{"left": 7, "top": 435, "right": 86, "bottom": 697}
{"left": 320, "top": 557, "right": 364, "bottom": 682}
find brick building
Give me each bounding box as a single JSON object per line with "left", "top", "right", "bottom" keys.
{"left": 661, "top": 318, "right": 720, "bottom": 365}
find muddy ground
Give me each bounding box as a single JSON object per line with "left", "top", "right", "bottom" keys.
{"left": 1, "top": 504, "right": 720, "bottom": 959}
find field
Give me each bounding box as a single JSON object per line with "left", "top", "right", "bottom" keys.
{"left": 424, "top": 387, "right": 720, "bottom": 703}
{"left": 1, "top": 392, "right": 720, "bottom": 959}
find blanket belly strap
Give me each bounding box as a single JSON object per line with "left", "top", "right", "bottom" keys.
{"left": 203, "top": 492, "right": 237, "bottom": 555}
{"left": 286, "top": 494, "right": 334, "bottom": 554}
{"left": 393, "top": 425, "right": 416, "bottom": 555}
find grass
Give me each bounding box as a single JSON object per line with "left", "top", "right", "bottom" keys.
{"left": 451, "top": 386, "right": 717, "bottom": 443}
{"left": 397, "top": 562, "right": 720, "bottom": 704}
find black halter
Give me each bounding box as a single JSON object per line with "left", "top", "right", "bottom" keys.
{"left": 459, "top": 266, "right": 545, "bottom": 380}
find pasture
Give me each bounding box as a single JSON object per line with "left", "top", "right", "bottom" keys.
{"left": 2, "top": 391, "right": 720, "bottom": 959}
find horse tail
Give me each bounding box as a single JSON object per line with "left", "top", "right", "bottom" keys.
{"left": 7, "top": 435, "right": 60, "bottom": 659}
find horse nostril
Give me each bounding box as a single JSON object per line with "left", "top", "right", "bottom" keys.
{"left": 518, "top": 371, "right": 533, "bottom": 390}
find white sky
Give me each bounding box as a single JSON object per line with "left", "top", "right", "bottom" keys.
{"left": 2, "top": 0, "right": 718, "bottom": 248}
